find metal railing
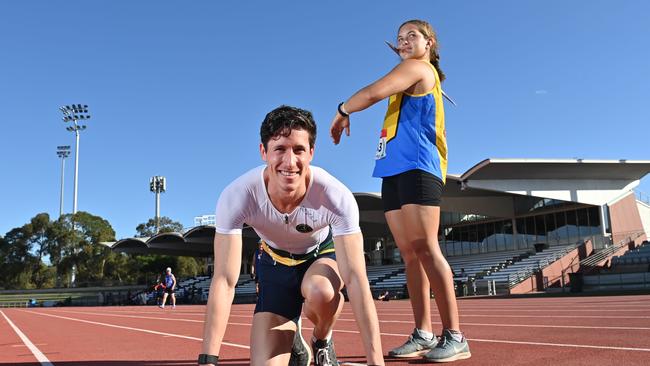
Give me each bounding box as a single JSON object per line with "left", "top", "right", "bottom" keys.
{"left": 0, "top": 301, "right": 29, "bottom": 308}
{"left": 506, "top": 239, "right": 592, "bottom": 287}
{"left": 579, "top": 231, "right": 646, "bottom": 272}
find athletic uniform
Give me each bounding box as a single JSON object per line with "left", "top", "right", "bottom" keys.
{"left": 164, "top": 274, "right": 175, "bottom": 294}
{"left": 373, "top": 61, "right": 447, "bottom": 211}
{"left": 214, "top": 165, "right": 361, "bottom": 320}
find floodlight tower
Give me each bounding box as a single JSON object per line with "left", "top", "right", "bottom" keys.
{"left": 60, "top": 104, "right": 91, "bottom": 214}
{"left": 56, "top": 145, "right": 71, "bottom": 217}
{"left": 149, "top": 176, "right": 167, "bottom": 233}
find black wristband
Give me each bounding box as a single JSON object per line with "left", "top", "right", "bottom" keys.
{"left": 198, "top": 354, "right": 219, "bottom": 365}
{"left": 337, "top": 102, "right": 349, "bottom": 117}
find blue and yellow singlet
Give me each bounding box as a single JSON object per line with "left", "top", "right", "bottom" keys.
{"left": 372, "top": 62, "right": 448, "bottom": 183}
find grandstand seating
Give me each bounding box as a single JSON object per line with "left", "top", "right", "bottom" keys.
{"left": 606, "top": 240, "right": 650, "bottom": 272}
{"left": 159, "top": 241, "right": 627, "bottom": 301}
{"left": 583, "top": 272, "right": 650, "bottom": 291}
{"left": 369, "top": 249, "right": 530, "bottom": 296}
{"left": 478, "top": 244, "right": 580, "bottom": 288}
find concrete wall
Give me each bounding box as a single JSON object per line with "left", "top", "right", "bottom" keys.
{"left": 637, "top": 200, "right": 650, "bottom": 239}
{"left": 609, "top": 193, "right": 647, "bottom": 245}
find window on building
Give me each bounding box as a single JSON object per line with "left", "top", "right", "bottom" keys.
{"left": 577, "top": 208, "right": 589, "bottom": 238}
{"left": 587, "top": 206, "right": 601, "bottom": 236}
{"left": 535, "top": 215, "right": 546, "bottom": 244}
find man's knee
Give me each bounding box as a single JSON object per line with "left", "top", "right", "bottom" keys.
{"left": 302, "top": 276, "right": 339, "bottom": 305}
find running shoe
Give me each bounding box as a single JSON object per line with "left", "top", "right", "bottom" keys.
{"left": 388, "top": 328, "right": 438, "bottom": 358}
{"left": 422, "top": 329, "right": 471, "bottom": 363}
{"left": 313, "top": 337, "right": 338, "bottom": 366}
{"left": 288, "top": 317, "right": 312, "bottom": 366}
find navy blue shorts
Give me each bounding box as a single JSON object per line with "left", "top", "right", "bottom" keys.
{"left": 254, "top": 242, "right": 336, "bottom": 321}
{"left": 381, "top": 169, "right": 444, "bottom": 212}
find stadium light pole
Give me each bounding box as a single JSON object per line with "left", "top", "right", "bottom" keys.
{"left": 60, "top": 104, "right": 91, "bottom": 214}
{"left": 149, "top": 176, "right": 167, "bottom": 234}
{"left": 56, "top": 145, "right": 71, "bottom": 217}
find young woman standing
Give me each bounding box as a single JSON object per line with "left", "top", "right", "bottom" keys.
{"left": 330, "top": 19, "right": 470, "bottom": 362}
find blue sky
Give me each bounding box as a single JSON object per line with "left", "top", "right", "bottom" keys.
{"left": 1, "top": 1, "right": 649, "bottom": 239}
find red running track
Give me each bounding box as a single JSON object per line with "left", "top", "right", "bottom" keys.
{"left": 2, "top": 294, "right": 650, "bottom": 365}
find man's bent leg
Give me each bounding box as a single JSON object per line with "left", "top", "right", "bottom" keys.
{"left": 301, "top": 257, "right": 342, "bottom": 366}
{"left": 301, "top": 257, "right": 344, "bottom": 340}
{"left": 250, "top": 312, "right": 295, "bottom": 366}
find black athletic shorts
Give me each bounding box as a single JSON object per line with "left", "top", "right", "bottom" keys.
{"left": 381, "top": 169, "right": 444, "bottom": 212}
{"left": 254, "top": 237, "right": 336, "bottom": 321}
{"left": 164, "top": 287, "right": 174, "bottom": 295}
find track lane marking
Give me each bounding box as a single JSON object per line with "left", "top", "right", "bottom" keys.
{"left": 53, "top": 308, "right": 650, "bottom": 331}
{"left": 19, "top": 308, "right": 650, "bottom": 355}
{"left": 22, "top": 310, "right": 249, "bottom": 350}
{"left": 0, "top": 310, "right": 54, "bottom": 366}
{"left": 467, "top": 337, "right": 650, "bottom": 352}
{"left": 376, "top": 319, "right": 650, "bottom": 330}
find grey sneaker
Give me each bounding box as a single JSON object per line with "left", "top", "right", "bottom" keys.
{"left": 312, "top": 337, "right": 338, "bottom": 366}
{"left": 288, "top": 318, "right": 312, "bottom": 366}
{"left": 423, "top": 329, "right": 471, "bottom": 363}
{"left": 388, "top": 328, "right": 438, "bottom": 358}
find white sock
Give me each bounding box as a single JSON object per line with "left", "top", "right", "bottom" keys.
{"left": 447, "top": 330, "right": 464, "bottom": 342}
{"left": 312, "top": 330, "right": 332, "bottom": 344}
{"left": 415, "top": 328, "right": 434, "bottom": 341}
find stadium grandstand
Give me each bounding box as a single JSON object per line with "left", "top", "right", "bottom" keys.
{"left": 111, "top": 158, "right": 650, "bottom": 299}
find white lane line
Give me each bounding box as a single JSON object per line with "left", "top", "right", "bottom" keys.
{"left": 468, "top": 337, "right": 650, "bottom": 352}
{"left": 70, "top": 308, "right": 649, "bottom": 331}
{"left": 328, "top": 328, "right": 650, "bottom": 352}
{"left": 49, "top": 309, "right": 256, "bottom": 327}
{"left": 374, "top": 331, "right": 650, "bottom": 352}
{"left": 52, "top": 309, "right": 204, "bottom": 323}
{"left": 375, "top": 308, "right": 650, "bottom": 313}
{"left": 461, "top": 314, "right": 650, "bottom": 319}
{"left": 0, "top": 310, "right": 54, "bottom": 366}
{"left": 346, "top": 311, "right": 650, "bottom": 319}
{"left": 11, "top": 344, "right": 47, "bottom": 347}
{"left": 376, "top": 319, "right": 650, "bottom": 331}
{"left": 21, "top": 310, "right": 650, "bottom": 354}
{"left": 22, "top": 310, "right": 249, "bottom": 350}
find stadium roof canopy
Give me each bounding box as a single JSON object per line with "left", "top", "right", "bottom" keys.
{"left": 462, "top": 158, "right": 650, "bottom": 181}
{"left": 111, "top": 158, "right": 650, "bottom": 256}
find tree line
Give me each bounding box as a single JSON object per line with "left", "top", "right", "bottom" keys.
{"left": 0, "top": 213, "right": 205, "bottom": 290}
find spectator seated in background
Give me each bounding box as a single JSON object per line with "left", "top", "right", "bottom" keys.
{"left": 377, "top": 290, "right": 391, "bottom": 302}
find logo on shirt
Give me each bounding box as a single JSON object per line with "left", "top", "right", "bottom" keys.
{"left": 295, "top": 224, "right": 313, "bottom": 233}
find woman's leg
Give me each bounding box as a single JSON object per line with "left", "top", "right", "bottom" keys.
{"left": 385, "top": 210, "right": 432, "bottom": 333}
{"left": 400, "top": 204, "right": 458, "bottom": 330}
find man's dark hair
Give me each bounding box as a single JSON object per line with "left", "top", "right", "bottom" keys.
{"left": 260, "top": 105, "right": 317, "bottom": 150}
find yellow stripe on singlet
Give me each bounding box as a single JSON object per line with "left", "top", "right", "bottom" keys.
{"left": 382, "top": 93, "right": 403, "bottom": 142}
{"left": 261, "top": 241, "right": 335, "bottom": 267}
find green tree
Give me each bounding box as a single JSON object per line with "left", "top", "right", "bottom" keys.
{"left": 22, "top": 213, "right": 55, "bottom": 287}
{"left": 0, "top": 227, "right": 39, "bottom": 289}
{"left": 135, "top": 216, "right": 184, "bottom": 237}
{"left": 55, "top": 211, "right": 117, "bottom": 286}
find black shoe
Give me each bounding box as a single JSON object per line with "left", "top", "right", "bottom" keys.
{"left": 312, "top": 337, "right": 338, "bottom": 366}
{"left": 288, "top": 317, "right": 312, "bottom": 366}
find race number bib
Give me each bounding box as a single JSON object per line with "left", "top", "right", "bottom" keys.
{"left": 375, "top": 136, "right": 387, "bottom": 160}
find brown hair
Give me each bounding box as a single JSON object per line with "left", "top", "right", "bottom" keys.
{"left": 260, "top": 105, "right": 317, "bottom": 150}
{"left": 399, "top": 19, "right": 445, "bottom": 82}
